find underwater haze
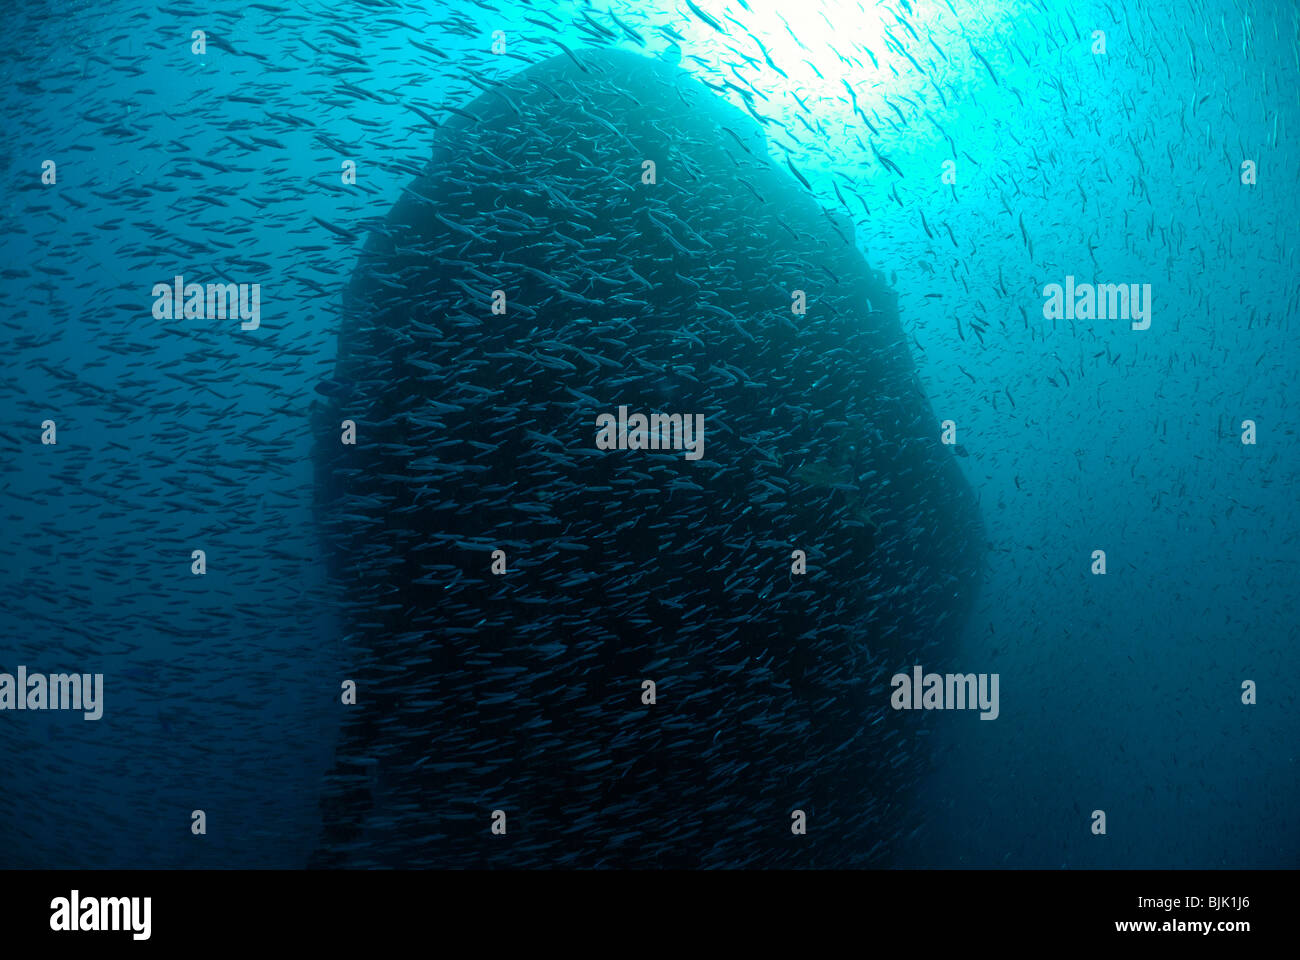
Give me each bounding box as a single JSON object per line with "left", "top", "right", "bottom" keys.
{"left": 0, "top": 0, "right": 1296, "bottom": 869}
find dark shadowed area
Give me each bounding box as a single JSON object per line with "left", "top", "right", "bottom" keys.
{"left": 311, "top": 47, "right": 984, "bottom": 868}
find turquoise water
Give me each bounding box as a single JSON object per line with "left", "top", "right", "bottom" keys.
{"left": 0, "top": 0, "right": 1295, "bottom": 868}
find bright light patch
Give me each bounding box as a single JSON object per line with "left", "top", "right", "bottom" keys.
{"left": 661, "top": 0, "right": 942, "bottom": 160}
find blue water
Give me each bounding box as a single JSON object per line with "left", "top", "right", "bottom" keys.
{"left": 0, "top": 0, "right": 1296, "bottom": 868}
